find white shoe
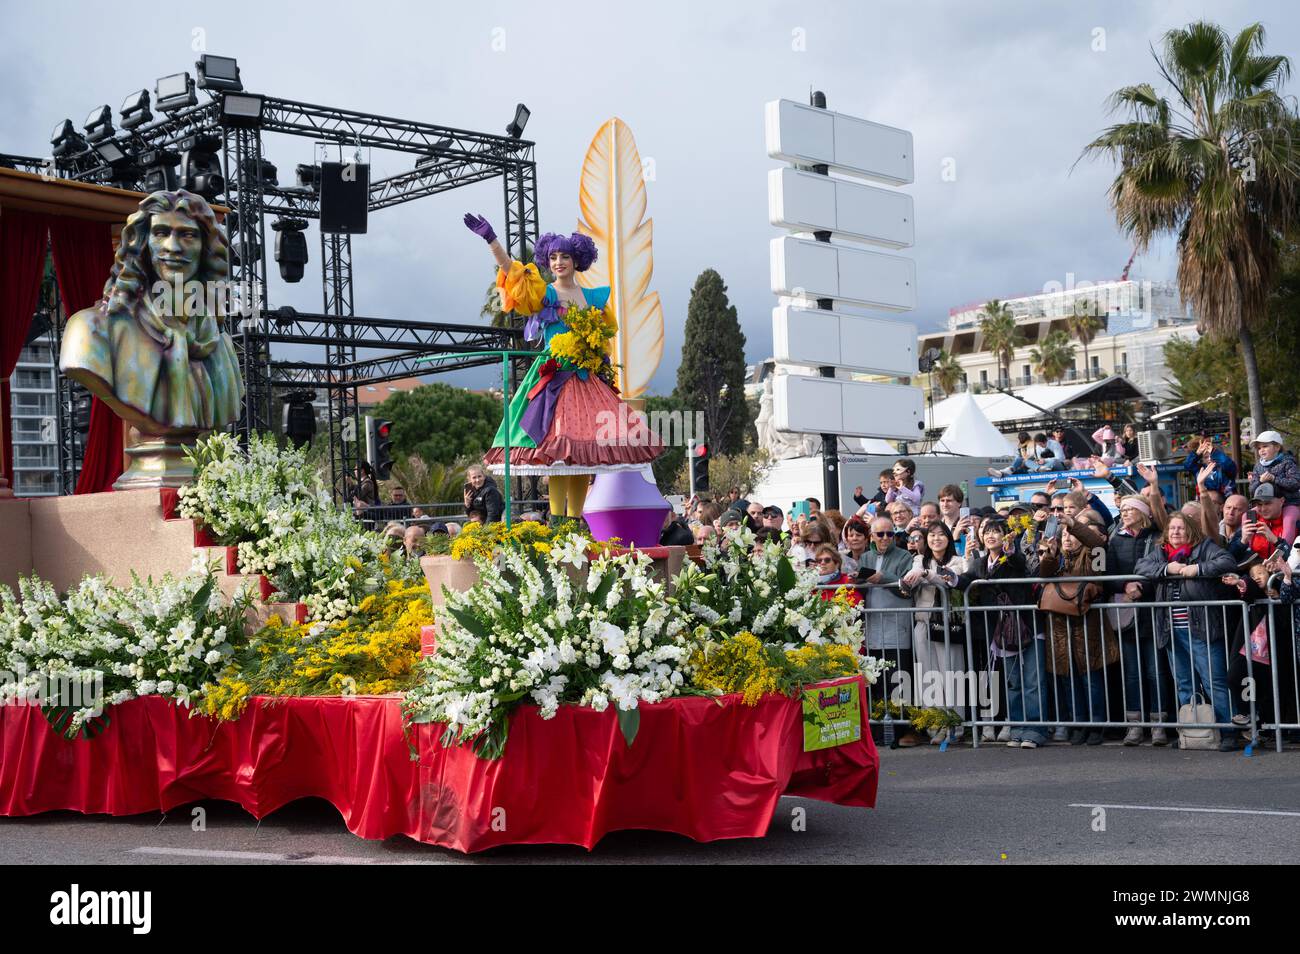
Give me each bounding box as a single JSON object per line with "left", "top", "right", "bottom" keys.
{"left": 1020, "top": 739, "right": 1039, "bottom": 749}
{"left": 1006, "top": 737, "right": 1021, "bottom": 747}
{"left": 996, "top": 726, "right": 1012, "bottom": 743}
{"left": 981, "top": 726, "right": 996, "bottom": 742}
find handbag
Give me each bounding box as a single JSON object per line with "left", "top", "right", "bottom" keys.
{"left": 1038, "top": 580, "right": 1099, "bottom": 617}
{"left": 990, "top": 593, "right": 1032, "bottom": 652}
{"left": 1176, "top": 693, "right": 1220, "bottom": 750}
{"left": 1238, "top": 617, "right": 1271, "bottom": 666}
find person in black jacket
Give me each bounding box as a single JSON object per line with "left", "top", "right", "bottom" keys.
{"left": 957, "top": 519, "right": 1046, "bottom": 747}
{"left": 1134, "top": 512, "right": 1238, "bottom": 750}
{"left": 464, "top": 464, "right": 504, "bottom": 523}
{"left": 1106, "top": 495, "right": 1170, "bottom": 745}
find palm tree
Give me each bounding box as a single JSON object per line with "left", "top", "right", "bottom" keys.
{"left": 1080, "top": 20, "right": 1300, "bottom": 429}
{"left": 934, "top": 349, "right": 965, "bottom": 395}
{"left": 1031, "top": 330, "right": 1077, "bottom": 384}
{"left": 1067, "top": 300, "right": 1106, "bottom": 381}
{"left": 978, "top": 299, "right": 1021, "bottom": 389}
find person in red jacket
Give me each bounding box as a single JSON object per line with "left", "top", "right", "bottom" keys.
{"left": 1244, "top": 482, "right": 1290, "bottom": 561}
{"left": 813, "top": 545, "right": 862, "bottom": 604}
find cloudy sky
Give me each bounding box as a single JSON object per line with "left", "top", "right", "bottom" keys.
{"left": 5, "top": 0, "right": 1297, "bottom": 394}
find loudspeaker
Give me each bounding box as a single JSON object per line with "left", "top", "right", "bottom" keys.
{"left": 319, "top": 161, "right": 369, "bottom": 234}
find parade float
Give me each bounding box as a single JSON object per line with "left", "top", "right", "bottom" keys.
{"left": 0, "top": 124, "right": 880, "bottom": 852}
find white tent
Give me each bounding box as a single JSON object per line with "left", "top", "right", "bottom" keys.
{"left": 929, "top": 393, "right": 1016, "bottom": 456}
{"left": 928, "top": 376, "right": 1147, "bottom": 430}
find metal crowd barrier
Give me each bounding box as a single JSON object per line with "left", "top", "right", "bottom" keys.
{"left": 816, "top": 571, "right": 1300, "bottom": 751}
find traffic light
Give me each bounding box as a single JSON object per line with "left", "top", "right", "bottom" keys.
{"left": 689, "top": 439, "right": 710, "bottom": 494}
{"left": 365, "top": 416, "right": 395, "bottom": 480}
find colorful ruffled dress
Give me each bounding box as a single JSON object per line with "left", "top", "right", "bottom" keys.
{"left": 482, "top": 261, "right": 662, "bottom": 475}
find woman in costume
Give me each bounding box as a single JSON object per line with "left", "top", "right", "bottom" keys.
{"left": 464, "top": 213, "right": 661, "bottom": 521}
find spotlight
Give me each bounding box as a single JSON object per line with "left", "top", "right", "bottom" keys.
{"left": 271, "top": 305, "right": 299, "bottom": 328}
{"left": 50, "top": 119, "right": 88, "bottom": 159}
{"left": 240, "top": 157, "right": 278, "bottom": 187}
{"left": 230, "top": 234, "right": 261, "bottom": 268}
{"left": 179, "top": 132, "right": 224, "bottom": 200}
{"left": 120, "top": 89, "right": 152, "bottom": 130}
{"left": 140, "top": 148, "right": 180, "bottom": 192}
{"left": 220, "top": 92, "right": 264, "bottom": 128}
{"left": 196, "top": 55, "right": 242, "bottom": 92}
{"left": 91, "top": 140, "right": 128, "bottom": 165}
{"left": 155, "top": 72, "right": 197, "bottom": 112}
{"left": 272, "top": 217, "right": 309, "bottom": 283}
{"left": 506, "top": 103, "right": 530, "bottom": 139}
{"left": 84, "top": 105, "right": 114, "bottom": 144}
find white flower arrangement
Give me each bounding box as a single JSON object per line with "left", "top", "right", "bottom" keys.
{"left": 403, "top": 534, "right": 696, "bottom": 758}
{"left": 672, "top": 527, "right": 865, "bottom": 650}
{"left": 0, "top": 554, "right": 252, "bottom": 738}
{"left": 178, "top": 433, "right": 387, "bottom": 622}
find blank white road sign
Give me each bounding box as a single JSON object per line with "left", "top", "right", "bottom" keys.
{"left": 774, "top": 374, "right": 924, "bottom": 440}
{"left": 770, "top": 236, "right": 916, "bottom": 311}
{"left": 772, "top": 304, "right": 916, "bottom": 377}
{"left": 768, "top": 168, "right": 914, "bottom": 248}
{"left": 765, "top": 99, "right": 914, "bottom": 185}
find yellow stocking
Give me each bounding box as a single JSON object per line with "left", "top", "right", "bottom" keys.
{"left": 547, "top": 476, "right": 568, "bottom": 520}
{"left": 565, "top": 475, "right": 590, "bottom": 518}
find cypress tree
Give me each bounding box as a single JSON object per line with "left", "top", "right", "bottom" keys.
{"left": 675, "top": 269, "right": 751, "bottom": 456}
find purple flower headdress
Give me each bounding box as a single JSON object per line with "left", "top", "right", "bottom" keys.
{"left": 533, "top": 231, "right": 598, "bottom": 272}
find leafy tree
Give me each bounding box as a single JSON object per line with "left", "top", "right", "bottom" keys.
{"left": 1081, "top": 20, "right": 1300, "bottom": 429}
{"left": 386, "top": 453, "right": 479, "bottom": 508}
{"left": 934, "top": 349, "right": 965, "bottom": 395}
{"left": 372, "top": 383, "right": 502, "bottom": 467}
{"left": 675, "top": 269, "right": 750, "bottom": 456}
{"left": 978, "top": 300, "right": 1020, "bottom": 387}
{"left": 674, "top": 448, "right": 773, "bottom": 499}
{"left": 643, "top": 392, "right": 691, "bottom": 492}
{"left": 1067, "top": 301, "right": 1106, "bottom": 381}
{"left": 1030, "top": 330, "right": 1077, "bottom": 384}
{"left": 1164, "top": 238, "right": 1300, "bottom": 434}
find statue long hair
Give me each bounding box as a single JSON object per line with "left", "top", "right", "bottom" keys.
{"left": 101, "top": 190, "right": 231, "bottom": 326}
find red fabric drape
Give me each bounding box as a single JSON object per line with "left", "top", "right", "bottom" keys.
{"left": 49, "top": 218, "right": 120, "bottom": 494}
{"left": 0, "top": 686, "right": 878, "bottom": 852}
{"left": 0, "top": 209, "right": 52, "bottom": 491}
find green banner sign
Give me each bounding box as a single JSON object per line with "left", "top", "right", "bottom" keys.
{"left": 802, "top": 678, "right": 862, "bottom": 752}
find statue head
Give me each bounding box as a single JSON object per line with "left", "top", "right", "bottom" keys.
{"left": 102, "top": 189, "right": 230, "bottom": 321}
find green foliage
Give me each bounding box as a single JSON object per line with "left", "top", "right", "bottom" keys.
{"left": 1030, "top": 330, "right": 1077, "bottom": 384}
{"left": 372, "top": 383, "right": 502, "bottom": 467}
{"left": 643, "top": 392, "right": 689, "bottom": 492}
{"left": 387, "top": 453, "right": 479, "bottom": 508}
{"left": 934, "top": 349, "right": 965, "bottom": 396}
{"left": 675, "top": 269, "right": 751, "bottom": 456}
{"left": 978, "top": 300, "right": 1021, "bottom": 384}
{"left": 675, "top": 447, "right": 773, "bottom": 498}
{"left": 1163, "top": 240, "right": 1300, "bottom": 433}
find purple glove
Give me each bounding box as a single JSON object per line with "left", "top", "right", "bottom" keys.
{"left": 463, "top": 212, "right": 497, "bottom": 244}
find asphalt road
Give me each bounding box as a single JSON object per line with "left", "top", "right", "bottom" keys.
{"left": 3, "top": 743, "right": 1297, "bottom": 864}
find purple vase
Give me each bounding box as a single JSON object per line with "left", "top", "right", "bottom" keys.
{"left": 583, "top": 469, "right": 670, "bottom": 547}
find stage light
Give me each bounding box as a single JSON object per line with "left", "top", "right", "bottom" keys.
{"left": 506, "top": 103, "right": 530, "bottom": 139}
{"left": 50, "top": 119, "right": 88, "bottom": 159}
{"left": 155, "top": 72, "right": 197, "bottom": 112}
{"left": 240, "top": 157, "right": 278, "bottom": 187}
{"left": 92, "top": 140, "right": 128, "bottom": 165}
{"left": 272, "top": 217, "right": 309, "bottom": 283}
{"left": 179, "top": 132, "right": 224, "bottom": 200}
{"left": 230, "top": 234, "right": 261, "bottom": 268}
{"left": 271, "top": 305, "right": 299, "bottom": 328}
{"left": 196, "top": 54, "right": 242, "bottom": 92}
{"left": 220, "top": 92, "right": 264, "bottom": 128}
{"left": 120, "top": 89, "right": 152, "bottom": 130}
{"left": 84, "top": 105, "right": 114, "bottom": 144}
{"left": 140, "top": 148, "right": 180, "bottom": 192}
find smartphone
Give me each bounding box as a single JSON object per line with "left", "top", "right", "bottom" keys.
{"left": 959, "top": 506, "right": 971, "bottom": 519}
{"left": 1247, "top": 507, "right": 1259, "bottom": 525}
{"left": 790, "top": 500, "right": 811, "bottom": 520}
{"left": 1043, "top": 515, "right": 1059, "bottom": 540}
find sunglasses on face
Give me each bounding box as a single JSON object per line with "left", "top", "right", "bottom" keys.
{"left": 815, "top": 557, "right": 837, "bottom": 566}
{"left": 1051, "top": 506, "right": 1065, "bottom": 512}
{"left": 872, "top": 531, "right": 894, "bottom": 538}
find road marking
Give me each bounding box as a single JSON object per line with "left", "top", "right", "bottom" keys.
{"left": 130, "top": 847, "right": 380, "bottom": 863}
{"left": 1069, "top": 803, "right": 1300, "bottom": 818}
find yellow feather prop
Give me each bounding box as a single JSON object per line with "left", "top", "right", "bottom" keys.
{"left": 576, "top": 118, "right": 663, "bottom": 399}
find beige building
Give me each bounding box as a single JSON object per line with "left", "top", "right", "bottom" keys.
{"left": 918, "top": 278, "right": 1197, "bottom": 404}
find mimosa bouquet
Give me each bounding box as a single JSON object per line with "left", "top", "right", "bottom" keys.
{"left": 548, "top": 304, "right": 618, "bottom": 387}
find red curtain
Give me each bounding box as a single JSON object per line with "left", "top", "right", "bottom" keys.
{"left": 49, "top": 218, "right": 120, "bottom": 494}
{"left": 0, "top": 209, "right": 51, "bottom": 492}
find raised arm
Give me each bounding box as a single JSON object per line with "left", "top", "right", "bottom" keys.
{"left": 464, "top": 213, "right": 510, "bottom": 270}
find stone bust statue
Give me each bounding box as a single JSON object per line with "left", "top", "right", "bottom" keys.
{"left": 60, "top": 189, "right": 243, "bottom": 438}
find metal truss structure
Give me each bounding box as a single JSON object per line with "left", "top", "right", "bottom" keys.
{"left": 35, "top": 76, "right": 539, "bottom": 496}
